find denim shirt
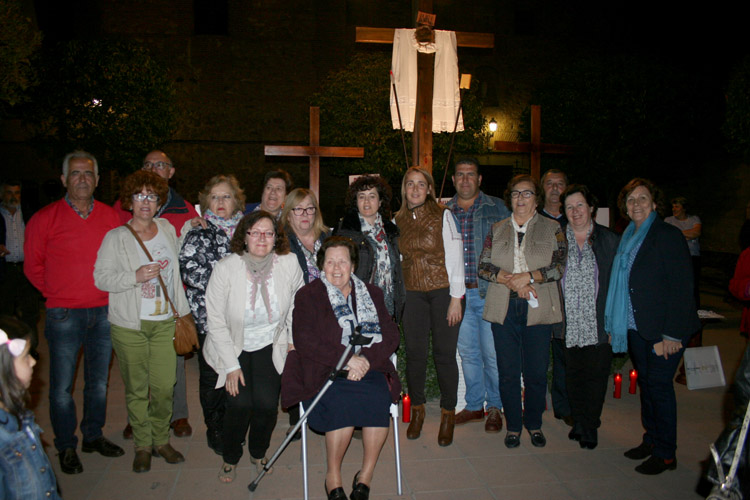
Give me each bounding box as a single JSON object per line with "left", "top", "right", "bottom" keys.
{"left": 1, "top": 409, "right": 60, "bottom": 500}
{"left": 447, "top": 192, "right": 510, "bottom": 299}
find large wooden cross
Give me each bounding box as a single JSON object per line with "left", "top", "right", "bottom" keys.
{"left": 356, "top": 0, "right": 494, "bottom": 173}
{"left": 494, "top": 105, "right": 574, "bottom": 180}
{"left": 264, "top": 106, "right": 364, "bottom": 201}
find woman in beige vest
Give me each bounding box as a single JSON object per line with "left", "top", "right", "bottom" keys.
{"left": 394, "top": 167, "right": 465, "bottom": 447}
{"left": 478, "top": 174, "right": 567, "bottom": 449}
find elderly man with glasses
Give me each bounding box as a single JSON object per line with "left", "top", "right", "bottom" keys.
{"left": 113, "top": 150, "right": 199, "bottom": 440}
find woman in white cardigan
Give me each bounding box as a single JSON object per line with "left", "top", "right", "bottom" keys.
{"left": 204, "top": 211, "right": 303, "bottom": 483}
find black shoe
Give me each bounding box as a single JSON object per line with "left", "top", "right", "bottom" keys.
{"left": 504, "top": 433, "right": 520, "bottom": 449}
{"left": 351, "top": 470, "right": 370, "bottom": 500}
{"left": 568, "top": 428, "right": 582, "bottom": 441}
{"left": 324, "top": 480, "right": 347, "bottom": 500}
{"left": 624, "top": 441, "right": 653, "bottom": 460}
{"left": 635, "top": 456, "right": 677, "bottom": 475}
{"left": 580, "top": 428, "right": 597, "bottom": 449}
{"left": 207, "top": 428, "right": 223, "bottom": 456}
{"left": 82, "top": 436, "right": 125, "bottom": 457}
{"left": 529, "top": 430, "right": 546, "bottom": 447}
{"left": 59, "top": 448, "right": 83, "bottom": 474}
{"left": 286, "top": 426, "right": 302, "bottom": 442}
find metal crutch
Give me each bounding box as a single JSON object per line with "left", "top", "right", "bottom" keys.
{"left": 248, "top": 326, "right": 372, "bottom": 493}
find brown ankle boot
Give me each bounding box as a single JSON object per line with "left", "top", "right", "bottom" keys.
{"left": 437, "top": 408, "right": 455, "bottom": 447}
{"left": 406, "top": 404, "right": 425, "bottom": 440}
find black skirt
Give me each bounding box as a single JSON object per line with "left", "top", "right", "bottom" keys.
{"left": 304, "top": 370, "right": 391, "bottom": 432}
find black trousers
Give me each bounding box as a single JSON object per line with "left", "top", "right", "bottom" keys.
{"left": 563, "top": 342, "right": 612, "bottom": 435}
{"left": 551, "top": 337, "right": 571, "bottom": 418}
{"left": 197, "top": 333, "right": 226, "bottom": 432}
{"left": 0, "top": 262, "right": 40, "bottom": 348}
{"left": 402, "top": 288, "right": 461, "bottom": 410}
{"left": 222, "top": 345, "right": 280, "bottom": 464}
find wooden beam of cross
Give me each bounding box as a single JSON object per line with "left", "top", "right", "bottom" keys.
{"left": 356, "top": 0, "right": 494, "bottom": 173}
{"left": 264, "top": 106, "right": 364, "bottom": 201}
{"left": 493, "top": 105, "right": 574, "bottom": 180}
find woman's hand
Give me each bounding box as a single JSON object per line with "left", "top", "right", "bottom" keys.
{"left": 517, "top": 284, "right": 537, "bottom": 300}
{"left": 224, "top": 368, "right": 245, "bottom": 396}
{"left": 345, "top": 354, "right": 370, "bottom": 381}
{"left": 190, "top": 216, "right": 208, "bottom": 229}
{"left": 507, "top": 272, "right": 533, "bottom": 292}
{"left": 447, "top": 297, "right": 463, "bottom": 326}
{"left": 661, "top": 339, "right": 683, "bottom": 359}
{"left": 287, "top": 343, "right": 295, "bottom": 352}
{"left": 135, "top": 263, "right": 160, "bottom": 283}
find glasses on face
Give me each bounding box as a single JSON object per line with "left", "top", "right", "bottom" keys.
{"left": 210, "top": 194, "right": 232, "bottom": 202}
{"left": 142, "top": 161, "right": 172, "bottom": 171}
{"left": 291, "top": 206, "right": 316, "bottom": 216}
{"left": 132, "top": 193, "right": 160, "bottom": 203}
{"left": 510, "top": 190, "right": 535, "bottom": 199}
{"left": 246, "top": 230, "right": 275, "bottom": 239}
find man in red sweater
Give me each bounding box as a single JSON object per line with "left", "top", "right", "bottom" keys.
{"left": 24, "top": 151, "right": 125, "bottom": 474}
{"left": 113, "top": 150, "right": 198, "bottom": 439}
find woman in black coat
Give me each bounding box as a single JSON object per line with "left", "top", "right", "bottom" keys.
{"left": 333, "top": 175, "right": 405, "bottom": 322}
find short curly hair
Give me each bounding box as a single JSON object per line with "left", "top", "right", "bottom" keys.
{"left": 197, "top": 174, "right": 246, "bottom": 216}
{"left": 229, "top": 211, "right": 290, "bottom": 256}
{"left": 120, "top": 170, "right": 169, "bottom": 211}
{"left": 345, "top": 175, "right": 392, "bottom": 218}
{"left": 617, "top": 178, "right": 666, "bottom": 219}
{"left": 503, "top": 174, "right": 541, "bottom": 209}
{"left": 316, "top": 235, "right": 359, "bottom": 272}
{"left": 561, "top": 184, "right": 599, "bottom": 219}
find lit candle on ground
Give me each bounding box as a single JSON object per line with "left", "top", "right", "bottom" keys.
{"left": 402, "top": 394, "right": 411, "bottom": 423}
{"left": 629, "top": 369, "right": 638, "bottom": 394}
{"left": 614, "top": 373, "right": 622, "bottom": 398}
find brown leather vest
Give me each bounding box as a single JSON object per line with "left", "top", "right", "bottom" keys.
{"left": 395, "top": 202, "right": 450, "bottom": 292}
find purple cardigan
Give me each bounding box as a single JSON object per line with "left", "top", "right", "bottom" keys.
{"left": 281, "top": 279, "right": 402, "bottom": 408}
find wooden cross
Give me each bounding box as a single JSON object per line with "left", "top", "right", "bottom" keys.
{"left": 493, "top": 105, "right": 575, "bottom": 180}
{"left": 356, "top": 0, "right": 494, "bottom": 173}
{"left": 264, "top": 106, "right": 364, "bottom": 201}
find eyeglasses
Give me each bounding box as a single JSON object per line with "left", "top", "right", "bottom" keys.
{"left": 210, "top": 194, "right": 232, "bottom": 202}
{"left": 132, "top": 193, "right": 160, "bottom": 203}
{"left": 291, "top": 206, "right": 316, "bottom": 216}
{"left": 142, "top": 161, "right": 172, "bottom": 171}
{"left": 510, "top": 190, "right": 535, "bottom": 199}
{"left": 246, "top": 230, "right": 275, "bottom": 239}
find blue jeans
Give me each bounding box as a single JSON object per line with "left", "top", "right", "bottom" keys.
{"left": 628, "top": 330, "right": 683, "bottom": 460}
{"left": 491, "top": 298, "right": 551, "bottom": 433}
{"left": 45, "top": 306, "right": 112, "bottom": 451}
{"left": 457, "top": 288, "right": 502, "bottom": 410}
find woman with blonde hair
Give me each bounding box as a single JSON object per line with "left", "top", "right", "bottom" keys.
{"left": 394, "top": 167, "right": 464, "bottom": 447}
{"left": 280, "top": 188, "right": 331, "bottom": 284}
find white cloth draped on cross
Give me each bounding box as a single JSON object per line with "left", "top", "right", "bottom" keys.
{"left": 389, "top": 28, "right": 463, "bottom": 133}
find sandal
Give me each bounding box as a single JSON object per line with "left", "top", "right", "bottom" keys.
{"left": 251, "top": 456, "right": 273, "bottom": 475}
{"left": 218, "top": 463, "right": 236, "bottom": 483}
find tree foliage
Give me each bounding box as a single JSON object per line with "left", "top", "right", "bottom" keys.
{"left": 0, "top": 0, "right": 42, "bottom": 110}
{"left": 523, "top": 54, "right": 722, "bottom": 205}
{"left": 27, "top": 40, "right": 178, "bottom": 174}
{"left": 311, "top": 52, "right": 488, "bottom": 189}
{"left": 724, "top": 55, "right": 750, "bottom": 163}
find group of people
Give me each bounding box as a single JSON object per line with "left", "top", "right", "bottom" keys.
{"left": 1, "top": 149, "right": 704, "bottom": 500}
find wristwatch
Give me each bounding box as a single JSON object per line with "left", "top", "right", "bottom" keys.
{"left": 528, "top": 272, "right": 535, "bottom": 284}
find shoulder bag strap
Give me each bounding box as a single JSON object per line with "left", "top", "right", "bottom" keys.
{"left": 122, "top": 223, "right": 179, "bottom": 318}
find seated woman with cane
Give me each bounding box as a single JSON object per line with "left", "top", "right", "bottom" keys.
{"left": 281, "top": 236, "right": 401, "bottom": 500}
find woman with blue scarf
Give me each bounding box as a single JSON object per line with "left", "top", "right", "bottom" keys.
{"left": 281, "top": 237, "right": 401, "bottom": 500}
{"left": 179, "top": 175, "right": 245, "bottom": 456}
{"left": 605, "top": 178, "right": 700, "bottom": 475}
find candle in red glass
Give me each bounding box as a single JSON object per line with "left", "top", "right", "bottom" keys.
{"left": 629, "top": 369, "right": 638, "bottom": 394}
{"left": 614, "top": 373, "right": 622, "bottom": 399}
{"left": 402, "top": 394, "right": 411, "bottom": 423}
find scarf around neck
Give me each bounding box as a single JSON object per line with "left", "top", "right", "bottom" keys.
{"left": 320, "top": 272, "right": 382, "bottom": 349}
{"left": 241, "top": 251, "right": 276, "bottom": 322}
{"left": 605, "top": 211, "right": 657, "bottom": 353}
{"left": 204, "top": 209, "right": 243, "bottom": 239}
{"left": 511, "top": 211, "right": 536, "bottom": 273}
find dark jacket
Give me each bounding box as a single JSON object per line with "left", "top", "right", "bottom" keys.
{"left": 280, "top": 279, "right": 402, "bottom": 408}
{"left": 334, "top": 210, "right": 406, "bottom": 321}
{"left": 563, "top": 223, "right": 619, "bottom": 345}
{"left": 287, "top": 229, "right": 330, "bottom": 284}
{"left": 629, "top": 217, "right": 700, "bottom": 342}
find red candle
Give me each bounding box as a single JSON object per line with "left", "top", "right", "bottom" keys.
{"left": 629, "top": 369, "right": 638, "bottom": 394}
{"left": 402, "top": 394, "right": 411, "bottom": 423}
{"left": 614, "top": 373, "right": 622, "bottom": 399}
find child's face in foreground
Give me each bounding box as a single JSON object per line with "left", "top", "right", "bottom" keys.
{"left": 13, "top": 341, "right": 35, "bottom": 389}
